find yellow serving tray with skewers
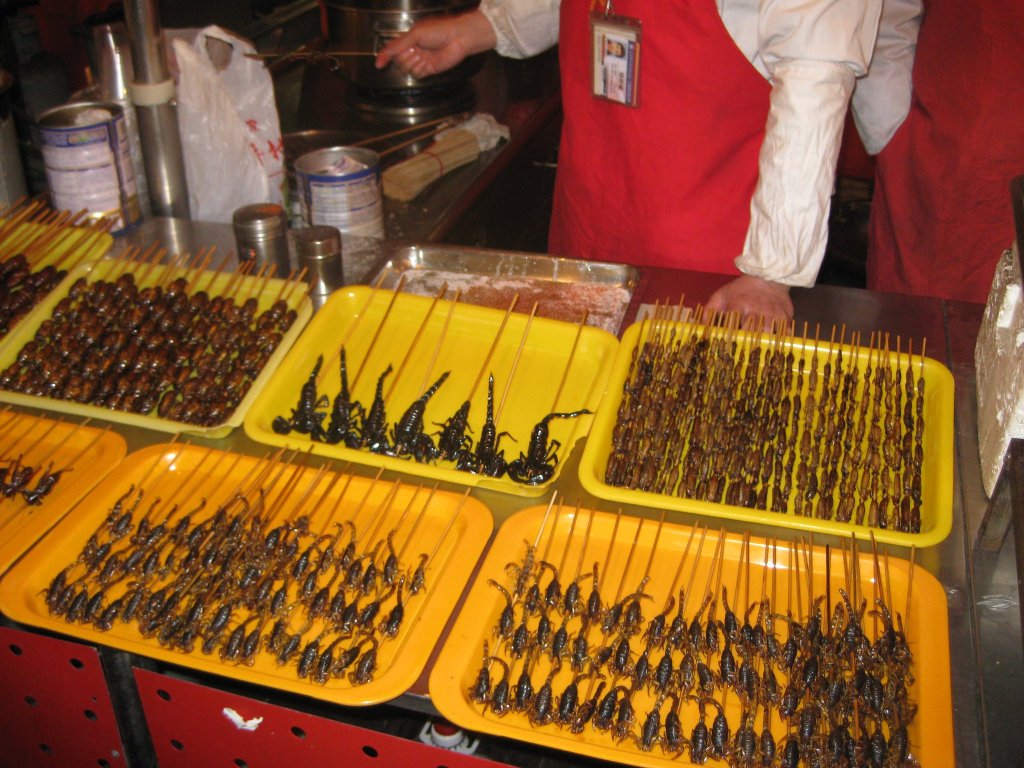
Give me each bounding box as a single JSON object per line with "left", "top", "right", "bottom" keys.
{"left": 430, "top": 504, "right": 953, "bottom": 768}
{"left": 0, "top": 411, "right": 126, "bottom": 575}
{"left": 0, "top": 256, "right": 311, "bottom": 438}
{"left": 0, "top": 215, "right": 113, "bottom": 342}
{"left": 243, "top": 286, "right": 618, "bottom": 496}
{"left": 577, "top": 319, "right": 955, "bottom": 548}
{"left": 0, "top": 443, "right": 493, "bottom": 706}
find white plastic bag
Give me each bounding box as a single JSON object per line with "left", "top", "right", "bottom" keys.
{"left": 170, "top": 25, "right": 285, "bottom": 223}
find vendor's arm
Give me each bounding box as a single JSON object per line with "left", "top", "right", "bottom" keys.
{"left": 711, "top": 0, "right": 881, "bottom": 324}
{"left": 375, "top": 0, "right": 559, "bottom": 75}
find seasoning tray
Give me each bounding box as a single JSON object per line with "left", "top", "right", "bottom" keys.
{"left": 0, "top": 257, "right": 312, "bottom": 438}
{"left": 0, "top": 217, "right": 113, "bottom": 343}
{"left": 368, "top": 245, "right": 640, "bottom": 336}
{"left": 577, "top": 320, "right": 955, "bottom": 547}
{"left": 0, "top": 444, "right": 493, "bottom": 706}
{"left": 244, "top": 286, "right": 618, "bottom": 496}
{"left": 0, "top": 412, "right": 126, "bottom": 575}
{"left": 430, "top": 505, "right": 953, "bottom": 768}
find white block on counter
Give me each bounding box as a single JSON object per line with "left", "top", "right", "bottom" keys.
{"left": 975, "top": 245, "right": 1024, "bottom": 497}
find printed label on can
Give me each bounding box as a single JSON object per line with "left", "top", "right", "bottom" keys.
{"left": 38, "top": 103, "right": 141, "bottom": 233}
{"left": 296, "top": 147, "right": 384, "bottom": 238}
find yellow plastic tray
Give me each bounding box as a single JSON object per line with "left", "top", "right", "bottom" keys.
{"left": 0, "top": 258, "right": 311, "bottom": 438}
{"left": 244, "top": 286, "right": 618, "bottom": 496}
{"left": 0, "top": 443, "right": 493, "bottom": 706}
{"left": 578, "top": 321, "right": 955, "bottom": 547}
{"left": 0, "top": 217, "right": 112, "bottom": 342}
{"left": 0, "top": 411, "right": 126, "bottom": 575}
{"left": 430, "top": 505, "right": 953, "bottom": 768}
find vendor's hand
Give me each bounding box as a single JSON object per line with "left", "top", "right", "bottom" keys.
{"left": 375, "top": 11, "right": 497, "bottom": 79}
{"left": 705, "top": 275, "right": 794, "bottom": 328}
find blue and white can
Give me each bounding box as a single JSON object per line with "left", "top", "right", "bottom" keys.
{"left": 295, "top": 146, "right": 383, "bottom": 238}
{"left": 37, "top": 101, "right": 141, "bottom": 233}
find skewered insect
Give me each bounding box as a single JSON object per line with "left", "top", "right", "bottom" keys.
{"left": 272, "top": 356, "right": 328, "bottom": 437}
{"left": 507, "top": 409, "right": 592, "bottom": 485}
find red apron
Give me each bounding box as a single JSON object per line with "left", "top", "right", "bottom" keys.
{"left": 867, "top": 0, "right": 1024, "bottom": 304}
{"left": 549, "top": 0, "right": 770, "bottom": 272}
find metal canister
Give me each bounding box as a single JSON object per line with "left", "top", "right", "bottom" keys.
{"left": 36, "top": 101, "right": 141, "bottom": 232}
{"left": 295, "top": 146, "right": 384, "bottom": 238}
{"left": 232, "top": 203, "right": 291, "bottom": 277}
{"left": 0, "top": 69, "right": 27, "bottom": 208}
{"left": 293, "top": 225, "right": 344, "bottom": 297}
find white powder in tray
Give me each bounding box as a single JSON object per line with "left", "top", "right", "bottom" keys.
{"left": 389, "top": 269, "right": 633, "bottom": 335}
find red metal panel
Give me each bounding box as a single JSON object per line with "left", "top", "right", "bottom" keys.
{"left": 0, "top": 626, "right": 127, "bottom": 768}
{"left": 134, "top": 668, "right": 516, "bottom": 768}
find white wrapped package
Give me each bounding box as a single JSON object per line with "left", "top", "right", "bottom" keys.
{"left": 975, "top": 244, "right": 1024, "bottom": 496}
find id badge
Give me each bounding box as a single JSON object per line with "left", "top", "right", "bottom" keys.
{"left": 590, "top": 12, "right": 642, "bottom": 107}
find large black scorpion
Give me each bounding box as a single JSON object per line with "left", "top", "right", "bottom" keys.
{"left": 507, "top": 409, "right": 592, "bottom": 485}
{"left": 272, "top": 355, "right": 328, "bottom": 438}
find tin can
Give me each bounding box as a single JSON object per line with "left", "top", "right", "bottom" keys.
{"left": 295, "top": 146, "right": 384, "bottom": 238}
{"left": 37, "top": 101, "right": 141, "bottom": 233}
{"left": 232, "top": 203, "right": 291, "bottom": 277}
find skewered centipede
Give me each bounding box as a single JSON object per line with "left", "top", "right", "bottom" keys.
{"left": 604, "top": 306, "right": 929, "bottom": 534}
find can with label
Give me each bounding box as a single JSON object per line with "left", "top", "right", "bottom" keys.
{"left": 294, "top": 146, "right": 383, "bottom": 238}
{"left": 37, "top": 101, "right": 141, "bottom": 233}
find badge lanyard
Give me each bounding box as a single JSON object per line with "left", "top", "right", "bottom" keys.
{"left": 589, "top": 0, "right": 642, "bottom": 107}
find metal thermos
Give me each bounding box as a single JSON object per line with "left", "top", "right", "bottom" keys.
{"left": 94, "top": 22, "right": 150, "bottom": 216}
{"left": 293, "top": 225, "right": 344, "bottom": 297}
{"left": 232, "top": 203, "right": 290, "bottom": 277}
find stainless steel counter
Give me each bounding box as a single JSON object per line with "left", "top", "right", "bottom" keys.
{"left": 4, "top": 215, "right": 1018, "bottom": 766}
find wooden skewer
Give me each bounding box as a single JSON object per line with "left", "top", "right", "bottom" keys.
{"left": 387, "top": 282, "right": 449, "bottom": 399}
{"left": 664, "top": 520, "right": 701, "bottom": 612}
{"left": 632, "top": 510, "right": 665, "bottom": 592}
{"left": 600, "top": 508, "right": 623, "bottom": 596}
{"left": 282, "top": 266, "right": 309, "bottom": 303}
{"left": 351, "top": 113, "right": 470, "bottom": 150}
{"left": 418, "top": 288, "right": 460, "bottom": 395}
{"left": 610, "top": 516, "right": 645, "bottom": 608}
{"left": 539, "top": 497, "right": 565, "bottom": 575}
{"left": 571, "top": 507, "right": 596, "bottom": 585}
{"left": 299, "top": 463, "right": 350, "bottom": 533}
{"left": 680, "top": 523, "right": 709, "bottom": 618}
{"left": 316, "top": 269, "right": 393, "bottom": 388}
{"left": 359, "top": 480, "right": 405, "bottom": 554}
{"left": 396, "top": 481, "right": 440, "bottom": 562}
{"left": 467, "top": 293, "right": 520, "bottom": 404}
{"left": 552, "top": 499, "right": 582, "bottom": 583}
{"left": 340, "top": 467, "right": 386, "bottom": 536}
{"left": 495, "top": 301, "right": 539, "bottom": 425}
{"left": 550, "top": 310, "right": 589, "bottom": 413}
{"left": 350, "top": 276, "right": 408, "bottom": 393}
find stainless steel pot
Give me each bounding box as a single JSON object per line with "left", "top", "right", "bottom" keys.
{"left": 323, "top": 0, "right": 481, "bottom": 92}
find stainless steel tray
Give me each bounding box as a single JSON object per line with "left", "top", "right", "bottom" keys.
{"left": 368, "top": 245, "right": 639, "bottom": 335}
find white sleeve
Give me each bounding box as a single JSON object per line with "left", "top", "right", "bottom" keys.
{"left": 757, "top": 0, "right": 881, "bottom": 76}
{"left": 735, "top": 59, "right": 855, "bottom": 287}
{"left": 851, "top": 0, "right": 923, "bottom": 155}
{"left": 479, "top": 0, "right": 561, "bottom": 59}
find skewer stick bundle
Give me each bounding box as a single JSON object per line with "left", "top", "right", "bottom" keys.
{"left": 383, "top": 129, "right": 482, "bottom": 202}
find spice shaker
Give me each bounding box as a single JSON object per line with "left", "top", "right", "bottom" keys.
{"left": 293, "top": 225, "right": 344, "bottom": 297}
{"left": 232, "top": 203, "right": 290, "bottom": 277}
